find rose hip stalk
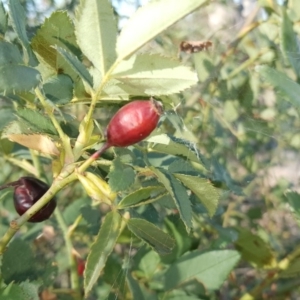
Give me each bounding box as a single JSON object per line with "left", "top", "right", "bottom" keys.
{"left": 0, "top": 177, "right": 56, "bottom": 223}
{"left": 92, "top": 99, "right": 163, "bottom": 160}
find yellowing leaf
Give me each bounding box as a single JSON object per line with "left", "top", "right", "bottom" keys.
{"left": 6, "top": 134, "right": 59, "bottom": 156}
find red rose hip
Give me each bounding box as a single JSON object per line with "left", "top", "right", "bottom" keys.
{"left": 92, "top": 99, "right": 163, "bottom": 160}
{"left": 106, "top": 99, "right": 163, "bottom": 147}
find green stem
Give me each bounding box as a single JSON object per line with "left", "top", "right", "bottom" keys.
{"left": 77, "top": 143, "right": 111, "bottom": 173}
{"left": 85, "top": 59, "right": 120, "bottom": 124}
{"left": 5, "top": 155, "right": 38, "bottom": 177}
{"left": 54, "top": 209, "right": 81, "bottom": 300}
{"left": 73, "top": 59, "right": 120, "bottom": 159}
{"left": 34, "top": 87, "right": 74, "bottom": 164}
{"left": 68, "top": 215, "right": 83, "bottom": 237}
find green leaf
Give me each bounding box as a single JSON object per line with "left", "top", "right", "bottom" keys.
{"left": 147, "top": 134, "right": 208, "bottom": 167}
{"left": 80, "top": 205, "right": 101, "bottom": 235}
{"left": 112, "top": 54, "right": 198, "bottom": 96}
{"left": 63, "top": 198, "right": 89, "bottom": 225}
{"left": 127, "top": 218, "right": 174, "bottom": 255}
{"left": 4, "top": 120, "right": 47, "bottom": 136}
{"left": 75, "top": 0, "right": 117, "bottom": 79}
{"left": 194, "top": 52, "right": 215, "bottom": 82}
{"left": 168, "top": 158, "right": 197, "bottom": 174}
{"left": 135, "top": 249, "right": 161, "bottom": 279}
{"left": 99, "top": 79, "right": 151, "bottom": 101}
{"left": 1, "top": 239, "right": 38, "bottom": 283}
{"left": 287, "top": 0, "right": 300, "bottom": 21}
{"left": 8, "top": 0, "right": 36, "bottom": 66}
{"left": 118, "top": 186, "right": 166, "bottom": 209}
{"left": 108, "top": 157, "right": 136, "bottom": 192}
{"left": 0, "top": 41, "right": 22, "bottom": 66}
{"left": 8, "top": 0, "right": 28, "bottom": 46}
{"left": 162, "top": 216, "right": 193, "bottom": 264}
{"left": 164, "top": 249, "right": 240, "bottom": 290}
{"left": 0, "top": 139, "right": 14, "bottom": 155}
{"left": 256, "top": 65, "right": 300, "bottom": 111}
{"left": 165, "top": 294, "right": 204, "bottom": 300}
{"left": 16, "top": 108, "right": 58, "bottom": 135}
{"left": 15, "top": 282, "right": 39, "bottom": 300}
{"left": 0, "top": 108, "right": 16, "bottom": 131}
{"left": 151, "top": 167, "right": 193, "bottom": 232}
{"left": 281, "top": 9, "right": 300, "bottom": 78}
{"left": 117, "top": 0, "right": 209, "bottom": 60}
{"left": 0, "top": 2, "right": 7, "bottom": 37}
{"left": 285, "top": 190, "right": 300, "bottom": 221}
{"left": 234, "top": 227, "right": 276, "bottom": 268}
{"left": 0, "top": 281, "right": 40, "bottom": 300}
{"left": 43, "top": 74, "right": 74, "bottom": 105}
{"left": 0, "top": 65, "right": 41, "bottom": 92}
{"left": 126, "top": 272, "right": 145, "bottom": 300}
{"left": 174, "top": 175, "right": 219, "bottom": 217}
{"left": 84, "top": 211, "right": 123, "bottom": 297}
{"left": 31, "top": 11, "right": 79, "bottom": 78}
{"left": 1, "top": 282, "right": 23, "bottom": 299}
{"left": 55, "top": 46, "right": 93, "bottom": 88}
{"left": 102, "top": 255, "right": 125, "bottom": 287}
{"left": 211, "top": 159, "right": 243, "bottom": 195}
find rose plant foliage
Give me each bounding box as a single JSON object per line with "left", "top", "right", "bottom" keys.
{"left": 1, "top": 0, "right": 300, "bottom": 299}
